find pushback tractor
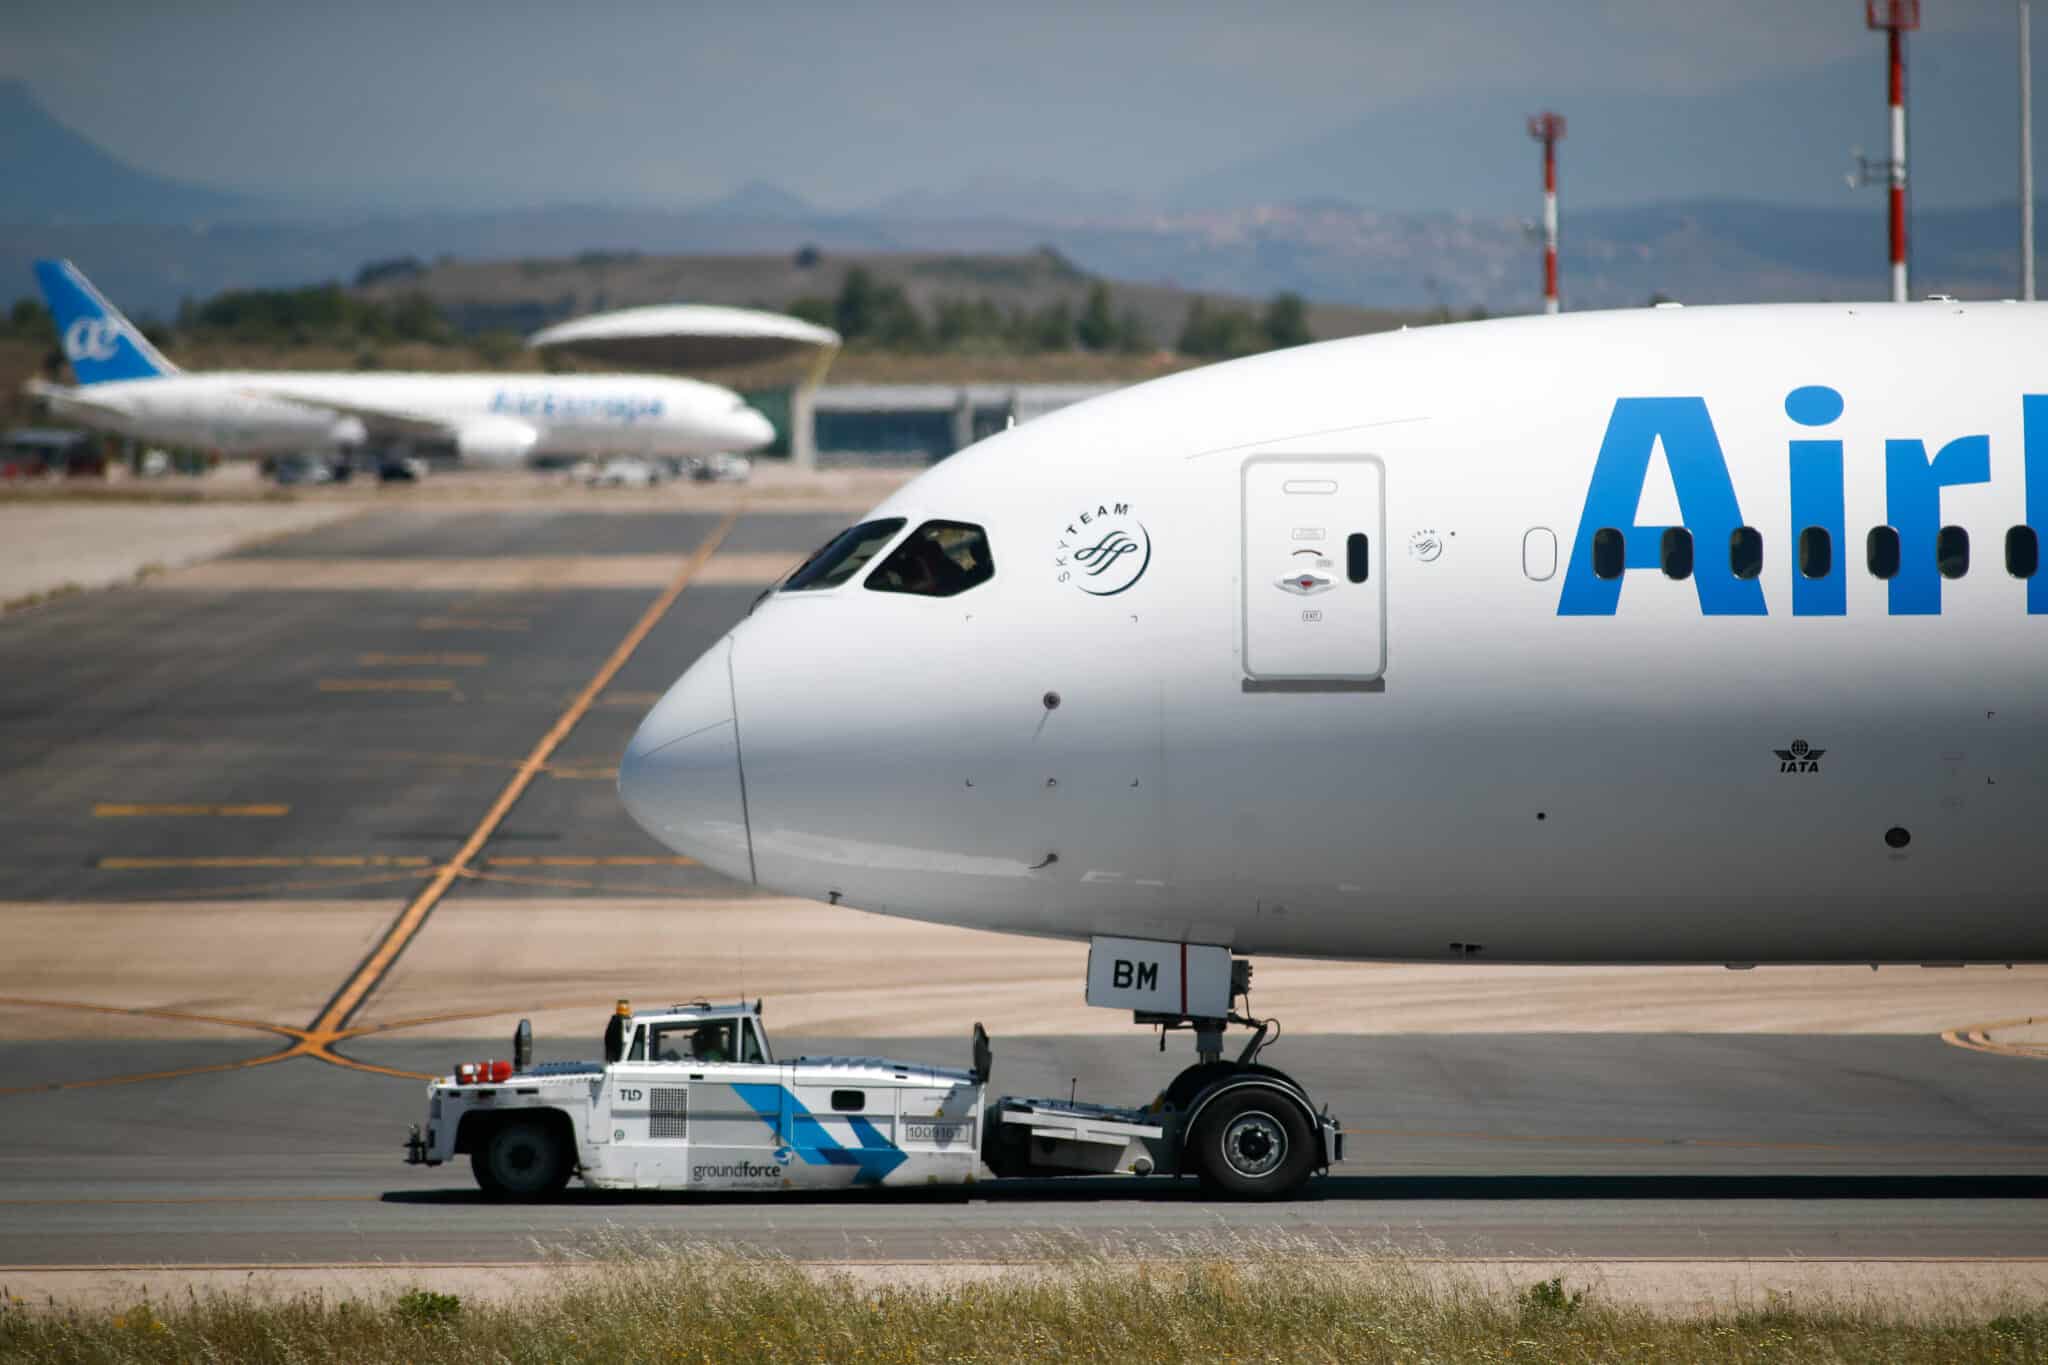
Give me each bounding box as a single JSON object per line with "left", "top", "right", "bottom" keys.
{"left": 406, "top": 973, "right": 1341, "bottom": 1200}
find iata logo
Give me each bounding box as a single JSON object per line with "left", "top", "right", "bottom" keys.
{"left": 63, "top": 318, "right": 121, "bottom": 363}
{"left": 1055, "top": 501, "right": 1151, "bottom": 597}
{"left": 1774, "top": 739, "right": 1825, "bottom": 774}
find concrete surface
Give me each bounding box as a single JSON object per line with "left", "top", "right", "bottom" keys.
{"left": 0, "top": 492, "right": 2043, "bottom": 1284}
{"left": 0, "top": 502, "right": 361, "bottom": 606}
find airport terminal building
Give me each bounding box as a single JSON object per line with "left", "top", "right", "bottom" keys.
{"left": 757, "top": 382, "right": 1117, "bottom": 466}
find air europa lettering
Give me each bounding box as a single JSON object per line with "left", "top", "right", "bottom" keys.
{"left": 1558, "top": 389, "right": 2048, "bottom": 617}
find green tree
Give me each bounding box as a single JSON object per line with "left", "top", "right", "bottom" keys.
{"left": 1179, "top": 299, "right": 1261, "bottom": 357}
{"left": 834, "top": 267, "right": 882, "bottom": 340}
{"left": 1024, "top": 300, "right": 1073, "bottom": 351}
{"left": 388, "top": 291, "right": 450, "bottom": 343}
{"left": 1114, "top": 308, "right": 1151, "bottom": 354}
{"left": 5, "top": 297, "right": 53, "bottom": 345}
{"left": 829, "top": 267, "right": 928, "bottom": 348}
{"left": 933, "top": 296, "right": 1004, "bottom": 347}
{"left": 1075, "top": 283, "right": 1115, "bottom": 351}
{"left": 787, "top": 296, "right": 835, "bottom": 330}
{"left": 871, "top": 287, "right": 927, "bottom": 349}
{"left": 1262, "top": 291, "right": 1312, "bottom": 349}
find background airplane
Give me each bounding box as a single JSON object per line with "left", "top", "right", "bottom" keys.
{"left": 25, "top": 259, "right": 776, "bottom": 467}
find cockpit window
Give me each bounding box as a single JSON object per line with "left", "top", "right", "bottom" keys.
{"left": 782, "top": 518, "right": 907, "bottom": 591}
{"left": 864, "top": 520, "right": 995, "bottom": 597}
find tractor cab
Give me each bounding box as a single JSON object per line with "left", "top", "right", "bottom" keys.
{"left": 602, "top": 999, "right": 771, "bottom": 1068}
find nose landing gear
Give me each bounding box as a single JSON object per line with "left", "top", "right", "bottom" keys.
{"left": 1136, "top": 957, "right": 1338, "bottom": 1198}
{"left": 984, "top": 940, "right": 1341, "bottom": 1197}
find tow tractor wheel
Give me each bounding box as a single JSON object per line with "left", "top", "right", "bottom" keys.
{"left": 470, "top": 1118, "right": 570, "bottom": 1201}
{"left": 1186, "top": 1088, "right": 1315, "bottom": 1200}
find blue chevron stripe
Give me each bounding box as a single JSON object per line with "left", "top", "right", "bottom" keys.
{"left": 730, "top": 1083, "right": 907, "bottom": 1184}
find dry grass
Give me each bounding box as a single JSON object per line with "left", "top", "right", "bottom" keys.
{"left": 4, "top": 1241, "right": 2046, "bottom": 1364}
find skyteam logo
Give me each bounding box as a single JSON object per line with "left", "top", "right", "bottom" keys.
{"left": 1055, "top": 501, "right": 1151, "bottom": 597}
{"left": 1558, "top": 389, "right": 2048, "bottom": 617}
{"left": 63, "top": 318, "right": 121, "bottom": 364}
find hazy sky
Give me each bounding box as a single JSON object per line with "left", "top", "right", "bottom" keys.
{"left": 0, "top": 1, "right": 2033, "bottom": 211}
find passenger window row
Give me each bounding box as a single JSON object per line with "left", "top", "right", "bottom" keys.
{"left": 1589, "top": 525, "right": 2041, "bottom": 582}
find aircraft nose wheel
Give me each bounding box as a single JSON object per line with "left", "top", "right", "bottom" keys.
{"left": 1222, "top": 1111, "right": 1286, "bottom": 1178}
{"left": 1189, "top": 1087, "right": 1316, "bottom": 1198}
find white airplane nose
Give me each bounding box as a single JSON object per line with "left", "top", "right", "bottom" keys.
{"left": 731, "top": 406, "right": 775, "bottom": 451}
{"left": 618, "top": 638, "right": 753, "bottom": 882}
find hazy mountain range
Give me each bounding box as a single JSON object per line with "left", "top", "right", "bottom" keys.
{"left": 0, "top": 77, "right": 2037, "bottom": 320}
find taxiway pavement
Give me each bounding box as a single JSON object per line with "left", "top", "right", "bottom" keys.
{"left": 1, "top": 493, "right": 2043, "bottom": 1270}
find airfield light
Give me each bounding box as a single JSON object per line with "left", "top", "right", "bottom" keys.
{"left": 1866, "top": 0, "right": 1919, "bottom": 302}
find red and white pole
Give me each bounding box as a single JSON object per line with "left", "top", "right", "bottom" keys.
{"left": 1542, "top": 138, "right": 1559, "bottom": 315}
{"left": 1887, "top": 24, "right": 1908, "bottom": 302}
{"left": 1866, "top": 2, "right": 1917, "bottom": 301}
{"left": 1528, "top": 112, "right": 1565, "bottom": 314}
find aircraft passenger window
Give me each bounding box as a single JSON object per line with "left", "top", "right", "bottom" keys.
{"left": 2007, "top": 526, "right": 2039, "bottom": 579}
{"left": 1658, "top": 528, "right": 1693, "bottom": 580}
{"left": 1346, "top": 533, "right": 1370, "bottom": 584}
{"left": 1591, "top": 528, "right": 1624, "bottom": 580}
{"left": 782, "top": 519, "right": 908, "bottom": 592}
{"left": 1798, "top": 526, "right": 1832, "bottom": 579}
{"left": 1867, "top": 526, "right": 1901, "bottom": 579}
{"left": 1728, "top": 527, "right": 1763, "bottom": 580}
{"left": 865, "top": 520, "right": 995, "bottom": 597}
{"left": 1937, "top": 525, "right": 1970, "bottom": 579}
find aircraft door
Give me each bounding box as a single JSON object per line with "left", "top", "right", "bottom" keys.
{"left": 1241, "top": 455, "right": 1386, "bottom": 682}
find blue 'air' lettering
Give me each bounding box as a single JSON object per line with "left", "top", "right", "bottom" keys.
{"left": 1884, "top": 433, "right": 1989, "bottom": 615}
{"left": 1787, "top": 385, "right": 1846, "bottom": 617}
{"left": 2029, "top": 395, "right": 2048, "bottom": 616}
{"left": 1559, "top": 389, "right": 2031, "bottom": 617}
{"left": 1558, "top": 397, "right": 1764, "bottom": 616}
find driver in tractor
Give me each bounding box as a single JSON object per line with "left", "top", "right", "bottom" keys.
{"left": 689, "top": 1023, "right": 730, "bottom": 1063}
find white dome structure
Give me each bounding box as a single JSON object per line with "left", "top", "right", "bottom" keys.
{"left": 529, "top": 305, "right": 840, "bottom": 373}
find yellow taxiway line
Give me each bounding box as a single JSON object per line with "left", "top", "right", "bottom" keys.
{"left": 1942, "top": 1014, "right": 2048, "bottom": 1061}
{"left": 95, "top": 855, "right": 435, "bottom": 870}
{"left": 91, "top": 854, "right": 689, "bottom": 871}
{"left": 5, "top": 513, "right": 739, "bottom": 1095}
{"left": 93, "top": 804, "right": 289, "bottom": 818}
{"left": 356, "top": 652, "right": 487, "bottom": 666}
{"left": 305, "top": 507, "right": 738, "bottom": 1043}
{"left": 480, "top": 855, "right": 695, "bottom": 868}
{"left": 415, "top": 615, "right": 527, "bottom": 632}
{"left": 317, "top": 678, "right": 460, "bottom": 694}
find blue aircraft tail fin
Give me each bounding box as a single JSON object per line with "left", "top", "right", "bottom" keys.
{"left": 32, "top": 259, "right": 180, "bottom": 385}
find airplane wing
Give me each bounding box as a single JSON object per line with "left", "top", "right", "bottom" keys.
{"left": 244, "top": 386, "right": 542, "bottom": 465}
{"left": 236, "top": 386, "right": 455, "bottom": 439}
